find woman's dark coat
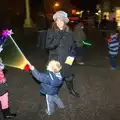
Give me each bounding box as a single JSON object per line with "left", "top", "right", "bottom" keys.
{"left": 46, "top": 28, "right": 75, "bottom": 78}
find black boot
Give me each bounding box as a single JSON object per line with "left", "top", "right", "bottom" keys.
{"left": 65, "top": 76, "right": 80, "bottom": 97}
{"left": 3, "top": 108, "right": 16, "bottom": 119}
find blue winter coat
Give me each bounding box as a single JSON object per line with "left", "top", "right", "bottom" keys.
{"left": 31, "top": 69, "right": 63, "bottom": 95}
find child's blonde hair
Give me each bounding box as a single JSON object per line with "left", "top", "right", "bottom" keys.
{"left": 47, "top": 60, "right": 62, "bottom": 72}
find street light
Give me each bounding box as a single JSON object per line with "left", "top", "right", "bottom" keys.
{"left": 24, "top": 0, "right": 33, "bottom": 28}
{"left": 54, "top": 2, "right": 59, "bottom": 7}
{"left": 53, "top": 2, "right": 60, "bottom": 12}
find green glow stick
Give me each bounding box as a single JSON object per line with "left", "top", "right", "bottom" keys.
{"left": 82, "top": 40, "right": 92, "bottom": 46}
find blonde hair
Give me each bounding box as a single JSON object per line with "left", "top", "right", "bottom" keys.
{"left": 47, "top": 60, "right": 62, "bottom": 72}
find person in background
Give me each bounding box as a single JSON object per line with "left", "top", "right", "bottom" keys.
{"left": 100, "top": 15, "right": 108, "bottom": 29}
{"left": 0, "top": 58, "right": 16, "bottom": 119}
{"left": 73, "top": 22, "right": 86, "bottom": 65}
{"left": 111, "top": 18, "right": 117, "bottom": 30}
{"left": 100, "top": 15, "right": 109, "bottom": 38}
{"left": 36, "top": 12, "right": 48, "bottom": 49}
{"left": 88, "top": 16, "right": 95, "bottom": 27}
{"left": 108, "top": 30, "right": 119, "bottom": 70}
{"left": 45, "top": 11, "right": 79, "bottom": 97}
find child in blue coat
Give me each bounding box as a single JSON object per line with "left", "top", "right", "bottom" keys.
{"left": 29, "top": 60, "right": 65, "bottom": 115}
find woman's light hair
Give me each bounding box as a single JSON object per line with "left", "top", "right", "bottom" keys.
{"left": 47, "top": 60, "right": 62, "bottom": 72}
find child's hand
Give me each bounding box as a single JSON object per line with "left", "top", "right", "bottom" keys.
{"left": 24, "top": 64, "right": 34, "bottom": 71}
{"left": 29, "top": 64, "right": 34, "bottom": 70}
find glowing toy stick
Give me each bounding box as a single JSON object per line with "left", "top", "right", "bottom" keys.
{"left": 9, "top": 35, "right": 30, "bottom": 64}
{"left": 82, "top": 40, "right": 92, "bottom": 46}
{"left": 1, "top": 29, "right": 30, "bottom": 70}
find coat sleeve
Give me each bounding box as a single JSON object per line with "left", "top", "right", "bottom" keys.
{"left": 70, "top": 34, "right": 76, "bottom": 56}
{"left": 31, "top": 69, "right": 50, "bottom": 84}
{"left": 45, "top": 29, "right": 60, "bottom": 50}
{"left": 82, "top": 30, "right": 86, "bottom": 41}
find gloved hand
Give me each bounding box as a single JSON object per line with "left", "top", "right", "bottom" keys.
{"left": 105, "top": 38, "right": 112, "bottom": 42}
{"left": 24, "top": 64, "right": 34, "bottom": 71}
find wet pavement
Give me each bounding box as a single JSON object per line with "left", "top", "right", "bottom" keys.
{"left": 0, "top": 27, "right": 120, "bottom": 120}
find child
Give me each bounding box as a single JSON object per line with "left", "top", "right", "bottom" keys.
{"left": 0, "top": 58, "right": 16, "bottom": 119}
{"left": 108, "top": 30, "right": 119, "bottom": 70}
{"left": 29, "top": 60, "right": 65, "bottom": 115}
{"left": 73, "top": 22, "right": 86, "bottom": 65}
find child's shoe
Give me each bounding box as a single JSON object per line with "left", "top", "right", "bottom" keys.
{"left": 3, "top": 108, "right": 16, "bottom": 119}
{"left": 45, "top": 109, "right": 53, "bottom": 115}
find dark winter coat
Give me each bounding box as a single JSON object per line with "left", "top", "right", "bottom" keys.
{"left": 36, "top": 15, "right": 48, "bottom": 31}
{"left": 46, "top": 28, "right": 75, "bottom": 78}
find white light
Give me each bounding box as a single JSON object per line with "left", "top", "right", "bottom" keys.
{"left": 95, "top": 13, "right": 99, "bottom": 15}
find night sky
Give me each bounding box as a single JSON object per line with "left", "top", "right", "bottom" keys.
{"left": 30, "top": 0, "right": 100, "bottom": 11}
{"left": 70, "top": 0, "right": 100, "bottom": 11}
{"left": 30, "top": 0, "right": 42, "bottom": 7}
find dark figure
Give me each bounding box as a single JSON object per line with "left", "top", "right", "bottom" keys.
{"left": 100, "top": 15, "right": 109, "bottom": 38}
{"left": 100, "top": 15, "right": 109, "bottom": 29}
{"left": 45, "top": 11, "right": 79, "bottom": 97}
{"left": 36, "top": 13, "right": 48, "bottom": 49}
{"left": 111, "top": 18, "right": 117, "bottom": 30}
{"left": 94, "top": 14, "right": 99, "bottom": 28}
{"left": 73, "top": 23, "right": 86, "bottom": 65}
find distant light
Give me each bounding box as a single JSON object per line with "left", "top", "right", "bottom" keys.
{"left": 72, "top": 9, "right": 76, "bottom": 14}
{"left": 87, "top": 10, "right": 90, "bottom": 13}
{"left": 118, "top": 23, "right": 120, "bottom": 26}
{"left": 116, "top": 10, "right": 120, "bottom": 13}
{"left": 54, "top": 2, "right": 59, "bottom": 7}
{"left": 98, "top": 10, "right": 101, "bottom": 13}
{"left": 95, "top": 13, "right": 99, "bottom": 15}
{"left": 76, "top": 11, "right": 80, "bottom": 15}
{"left": 116, "top": 9, "right": 120, "bottom": 27}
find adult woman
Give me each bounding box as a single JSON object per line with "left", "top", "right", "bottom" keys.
{"left": 46, "top": 11, "right": 79, "bottom": 97}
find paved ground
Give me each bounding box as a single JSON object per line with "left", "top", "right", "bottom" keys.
{"left": 1, "top": 27, "right": 120, "bottom": 120}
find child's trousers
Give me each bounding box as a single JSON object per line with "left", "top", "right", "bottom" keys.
{"left": 46, "top": 94, "right": 65, "bottom": 115}
{"left": 0, "top": 92, "right": 8, "bottom": 110}
{"left": 110, "top": 55, "right": 116, "bottom": 68}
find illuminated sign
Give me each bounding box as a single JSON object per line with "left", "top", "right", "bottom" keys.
{"left": 72, "top": 9, "right": 76, "bottom": 14}
{"left": 116, "top": 8, "right": 120, "bottom": 26}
